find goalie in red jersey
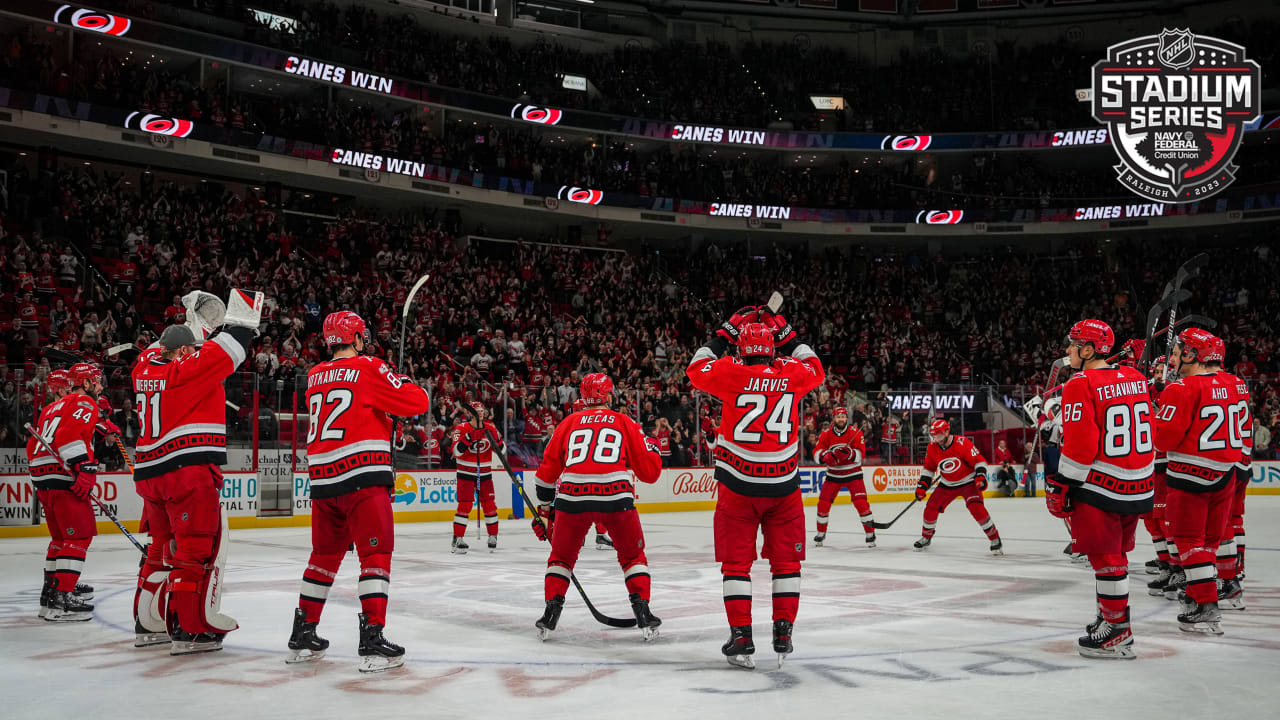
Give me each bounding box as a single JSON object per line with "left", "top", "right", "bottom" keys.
{"left": 286, "top": 311, "right": 432, "bottom": 672}
{"left": 812, "top": 406, "right": 875, "bottom": 548}
{"left": 687, "top": 307, "right": 824, "bottom": 669}
{"left": 532, "top": 373, "right": 663, "bottom": 641}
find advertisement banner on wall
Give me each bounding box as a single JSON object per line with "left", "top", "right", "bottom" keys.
{"left": 292, "top": 470, "right": 518, "bottom": 516}
{"left": 0, "top": 473, "right": 144, "bottom": 527}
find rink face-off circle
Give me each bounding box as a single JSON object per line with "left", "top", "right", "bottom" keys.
{"left": 2, "top": 500, "right": 1278, "bottom": 719}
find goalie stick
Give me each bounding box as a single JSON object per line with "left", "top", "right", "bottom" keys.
{"left": 24, "top": 422, "right": 146, "bottom": 554}
{"left": 459, "top": 403, "right": 638, "bottom": 629}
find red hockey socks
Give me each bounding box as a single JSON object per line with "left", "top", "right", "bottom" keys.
{"left": 299, "top": 553, "right": 343, "bottom": 624}
{"left": 721, "top": 562, "right": 752, "bottom": 627}
{"left": 545, "top": 562, "right": 572, "bottom": 603}
{"left": 770, "top": 561, "right": 801, "bottom": 624}
{"left": 966, "top": 498, "right": 1000, "bottom": 540}
{"left": 622, "top": 560, "right": 651, "bottom": 601}
{"left": 1088, "top": 553, "right": 1130, "bottom": 623}
{"left": 358, "top": 553, "right": 392, "bottom": 626}
{"left": 54, "top": 539, "right": 90, "bottom": 592}
{"left": 852, "top": 493, "right": 875, "bottom": 533}
{"left": 44, "top": 541, "right": 58, "bottom": 593}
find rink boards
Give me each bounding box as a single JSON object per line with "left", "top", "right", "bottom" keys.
{"left": 2, "top": 461, "right": 1279, "bottom": 536}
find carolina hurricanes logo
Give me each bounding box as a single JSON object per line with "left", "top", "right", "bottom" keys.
{"left": 473, "top": 438, "right": 491, "bottom": 453}
{"left": 124, "top": 112, "right": 195, "bottom": 138}
{"left": 915, "top": 210, "right": 964, "bottom": 225}
{"left": 54, "top": 5, "right": 133, "bottom": 35}
{"left": 938, "top": 458, "right": 963, "bottom": 475}
{"left": 881, "top": 135, "right": 933, "bottom": 151}
{"left": 557, "top": 186, "right": 604, "bottom": 205}
{"left": 510, "top": 104, "right": 563, "bottom": 125}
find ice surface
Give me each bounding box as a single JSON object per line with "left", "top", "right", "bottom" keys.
{"left": 2, "top": 499, "right": 1278, "bottom": 719}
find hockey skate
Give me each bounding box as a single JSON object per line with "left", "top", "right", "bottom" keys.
{"left": 73, "top": 582, "right": 94, "bottom": 601}
{"left": 722, "top": 625, "right": 755, "bottom": 669}
{"left": 170, "top": 628, "right": 225, "bottom": 655}
{"left": 451, "top": 537, "right": 469, "bottom": 555}
{"left": 487, "top": 536, "right": 498, "bottom": 552}
{"left": 357, "top": 613, "right": 405, "bottom": 672}
{"left": 37, "top": 577, "right": 53, "bottom": 619}
{"left": 285, "top": 608, "right": 329, "bottom": 664}
{"left": 1162, "top": 568, "right": 1187, "bottom": 601}
{"left": 134, "top": 619, "right": 169, "bottom": 648}
{"left": 536, "top": 595, "right": 565, "bottom": 641}
{"left": 913, "top": 537, "right": 931, "bottom": 552}
{"left": 772, "top": 619, "right": 793, "bottom": 667}
{"left": 813, "top": 532, "right": 825, "bottom": 547}
{"left": 596, "top": 534, "right": 613, "bottom": 550}
{"left": 629, "top": 593, "right": 661, "bottom": 642}
{"left": 865, "top": 532, "right": 876, "bottom": 549}
{"left": 1144, "top": 559, "right": 1164, "bottom": 575}
{"left": 1146, "top": 565, "right": 1172, "bottom": 595}
{"left": 1178, "top": 601, "right": 1224, "bottom": 635}
{"left": 45, "top": 589, "right": 94, "bottom": 622}
{"left": 1077, "top": 612, "right": 1135, "bottom": 660}
{"left": 1219, "top": 578, "right": 1245, "bottom": 611}
{"left": 989, "top": 538, "right": 1004, "bottom": 556}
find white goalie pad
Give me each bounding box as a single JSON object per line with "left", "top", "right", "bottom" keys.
{"left": 202, "top": 505, "right": 238, "bottom": 633}
{"left": 136, "top": 569, "right": 170, "bottom": 633}
{"left": 181, "top": 291, "right": 226, "bottom": 343}
{"left": 224, "top": 288, "right": 265, "bottom": 332}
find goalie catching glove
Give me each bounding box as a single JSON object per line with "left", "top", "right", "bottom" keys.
{"left": 181, "top": 291, "right": 226, "bottom": 343}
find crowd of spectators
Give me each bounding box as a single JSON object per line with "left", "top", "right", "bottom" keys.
{"left": 6, "top": 26, "right": 1280, "bottom": 216}
{"left": 2, "top": 159, "right": 1278, "bottom": 469}
{"left": 91, "top": 0, "right": 1280, "bottom": 134}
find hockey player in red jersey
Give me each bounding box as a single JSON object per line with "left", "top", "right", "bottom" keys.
{"left": 27, "top": 366, "right": 100, "bottom": 621}
{"left": 1051, "top": 319, "right": 1154, "bottom": 659}
{"left": 286, "top": 311, "right": 432, "bottom": 672}
{"left": 532, "top": 373, "right": 663, "bottom": 640}
{"left": 812, "top": 406, "right": 876, "bottom": 548}
{"left": 1154, "top": 328, "right": 1247, "bottom": 635}
{"left": 911, "top": 418, "right": 1002, "bottom": 554}
{"left": 572, "top": 398, "right": 615, "bottom": 549}
{"left": 131, "top": 290, "right": 262, "bottom": 654}
{"left": 1206, "top": 336, "right": 1251, "bottom": 611}
{"left": 450, "top": 402, "right": 504, "bottom": 553}
{"left": 1142, "top": 357, "right": 1178, "bottom": 597}
{"left": 687, "top": 310, "right": 824, "bottom": 669}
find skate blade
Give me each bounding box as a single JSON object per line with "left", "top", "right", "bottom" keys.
{"left": 991, "top": 549, "right": 1005, "bottom": 557}
{"left": 1222, "top": 598, "right": 1246, "bottom": 611}
{"left": 1145, "top": 566, "right": 1162, "bottom": 575}
{"left": 170, "top": 640, "right": 224, "bottom": 655}
{"left": 640, "top": 626, "right": 659, "bottom": 642}
{"left": 725, "top": 654, "right": 755, "bottom": 670}
{"left": 537, "top": 627, "right": 553, "bottom": 642}
{"left": 44, "top": 611, "right": 93, "bottom": 622}
{"left": 358, "top": 654, "right": 405, "bottom": 673}
{"left": 865, "top": 541, "right": 876, "bottom": 549}
{"left": 777, "top": 652, "right": 791, "bottom": 668}
{"left": 1163, "top": 591, "right": 1180, "bottom": 601}
{"left": 1178, "top": 621, "right": 1224, "bottom": 636}
{"left": 451, "top": 547, "right": 468, "bottom": 555}
{"left": 913, "top": 546, "right": 928, "bottom": 552}
{"left": 1147, "top": 587, "right": 1166, "bottom": 597}
{"left": 813, "top": 541, "right": 823, "bottom": 548}
{"left": 73, "top": 592, "right": 95, "bottom": 602}
{"left": 1078, "top": 645, "right": 1136, "bottom": 660}
{"left": 134, "top": 632, "right": 170, "bottom": 648}
{"left": 285, "top": 648, "right": 326, "bottom": 664}
{"left": 37, "top": 607, "right": 49, "bottom": 619}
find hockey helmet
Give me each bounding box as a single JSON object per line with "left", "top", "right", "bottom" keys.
{"left": 580, "top": 373, "right": 614, "bottom": 405}
{"left": 1177, "top": 327, "right": 1223, "bottom": 364}
{"left": 737, "top": 323, "right": 775, "bottom": 357}
{"left": 69, "top": 362, "right": 103, "bottom": 388}
{"left": 1067, "top": 319, "right": 1114, "bottom": 355}
{"left": 322, "top": 311, "right": 370, "bottom": 348}
{"left": 928, "top": 417, "right": 950, "bottom": 438}
{"left": 46, "top": 369, "right": 72, "bottom": 393}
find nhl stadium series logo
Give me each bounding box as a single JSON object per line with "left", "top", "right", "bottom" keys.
{"left": 1092, "top": 29, "right": 1260, "bottom": 203}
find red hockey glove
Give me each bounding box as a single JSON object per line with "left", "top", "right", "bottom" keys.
{"left": 96, "top": 420, "right": 122, "bottom": 437}
{"left": 644, "top": 436, "right": 661, "bottom": 454}
{"left": 832, "top": 445, "right": 855, "bottom": 464}
{"left": 531, "top": 504, "right": 554, "bottom": 542}
{"left": 71, "top": 462, "right": 99, "bottom": 500}
{"left": 915, "top": 477, "right": 930, "bottom": 501}
{"left": 766, "top": 313, "right": 797, "bottom": 347}
{"left": 464, "top": 428, "right": 484, "bottom": 445}
{"left": 1045, "top": 477, "right": 1073, "bottom": 518}
{"left": 715, "top": 306, "right": 759, "bottom": 344}
{"left": 975, "top": 470, "right": 988, "bottom": 492}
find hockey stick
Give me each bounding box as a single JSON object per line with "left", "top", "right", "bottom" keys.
{"left": 24, "top": 423, "right": 146, "bottom": 554}
{"left": 459, "top": 403, "right": 637, "bottom": 628}
{"left": 1138, "top": 254, "right": 1208, "bottom": 367}
{"left": 398, "top": 273, "right": 431, "bottom": 373}
{"left": 1163, "top": 253, "right": 1208, "bottom": 367}
{"left": 869, "top": 477, "right": 940, "bottom": 530}
{"left": 114, "top": 436, "right": 135, "bottom": 473}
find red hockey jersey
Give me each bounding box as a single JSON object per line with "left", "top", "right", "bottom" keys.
{"left": 1059, "top": 364, "right": 1155, "bottom": 514}
{"left": 1222, "top": 371, "right": 1254, "bottom": 475}
{"left": 306, "top": 355, "right": 431, "bottom": 500}
{"left": 687, "top": 345, "right": 825, "bottom": 497}
{"left": 452, "top": 420, "right": 504, "bottom": 477}
{"left": 922, "top": 434, "right": 987, "bottom": 489}
{"left": 131, "top": 329, "right": 254, "bottom": 481}
{"left": 535, "top": 408, "right": 662, "bottom": 513}
{"left": 26, "top": 392, "right": 98, "bottom": 490}
{"left": 1154, "top": 372, "right": 1248, "bottom": 493}
{"left": 813, "top": 423, "right": 865, "bottom": 482}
